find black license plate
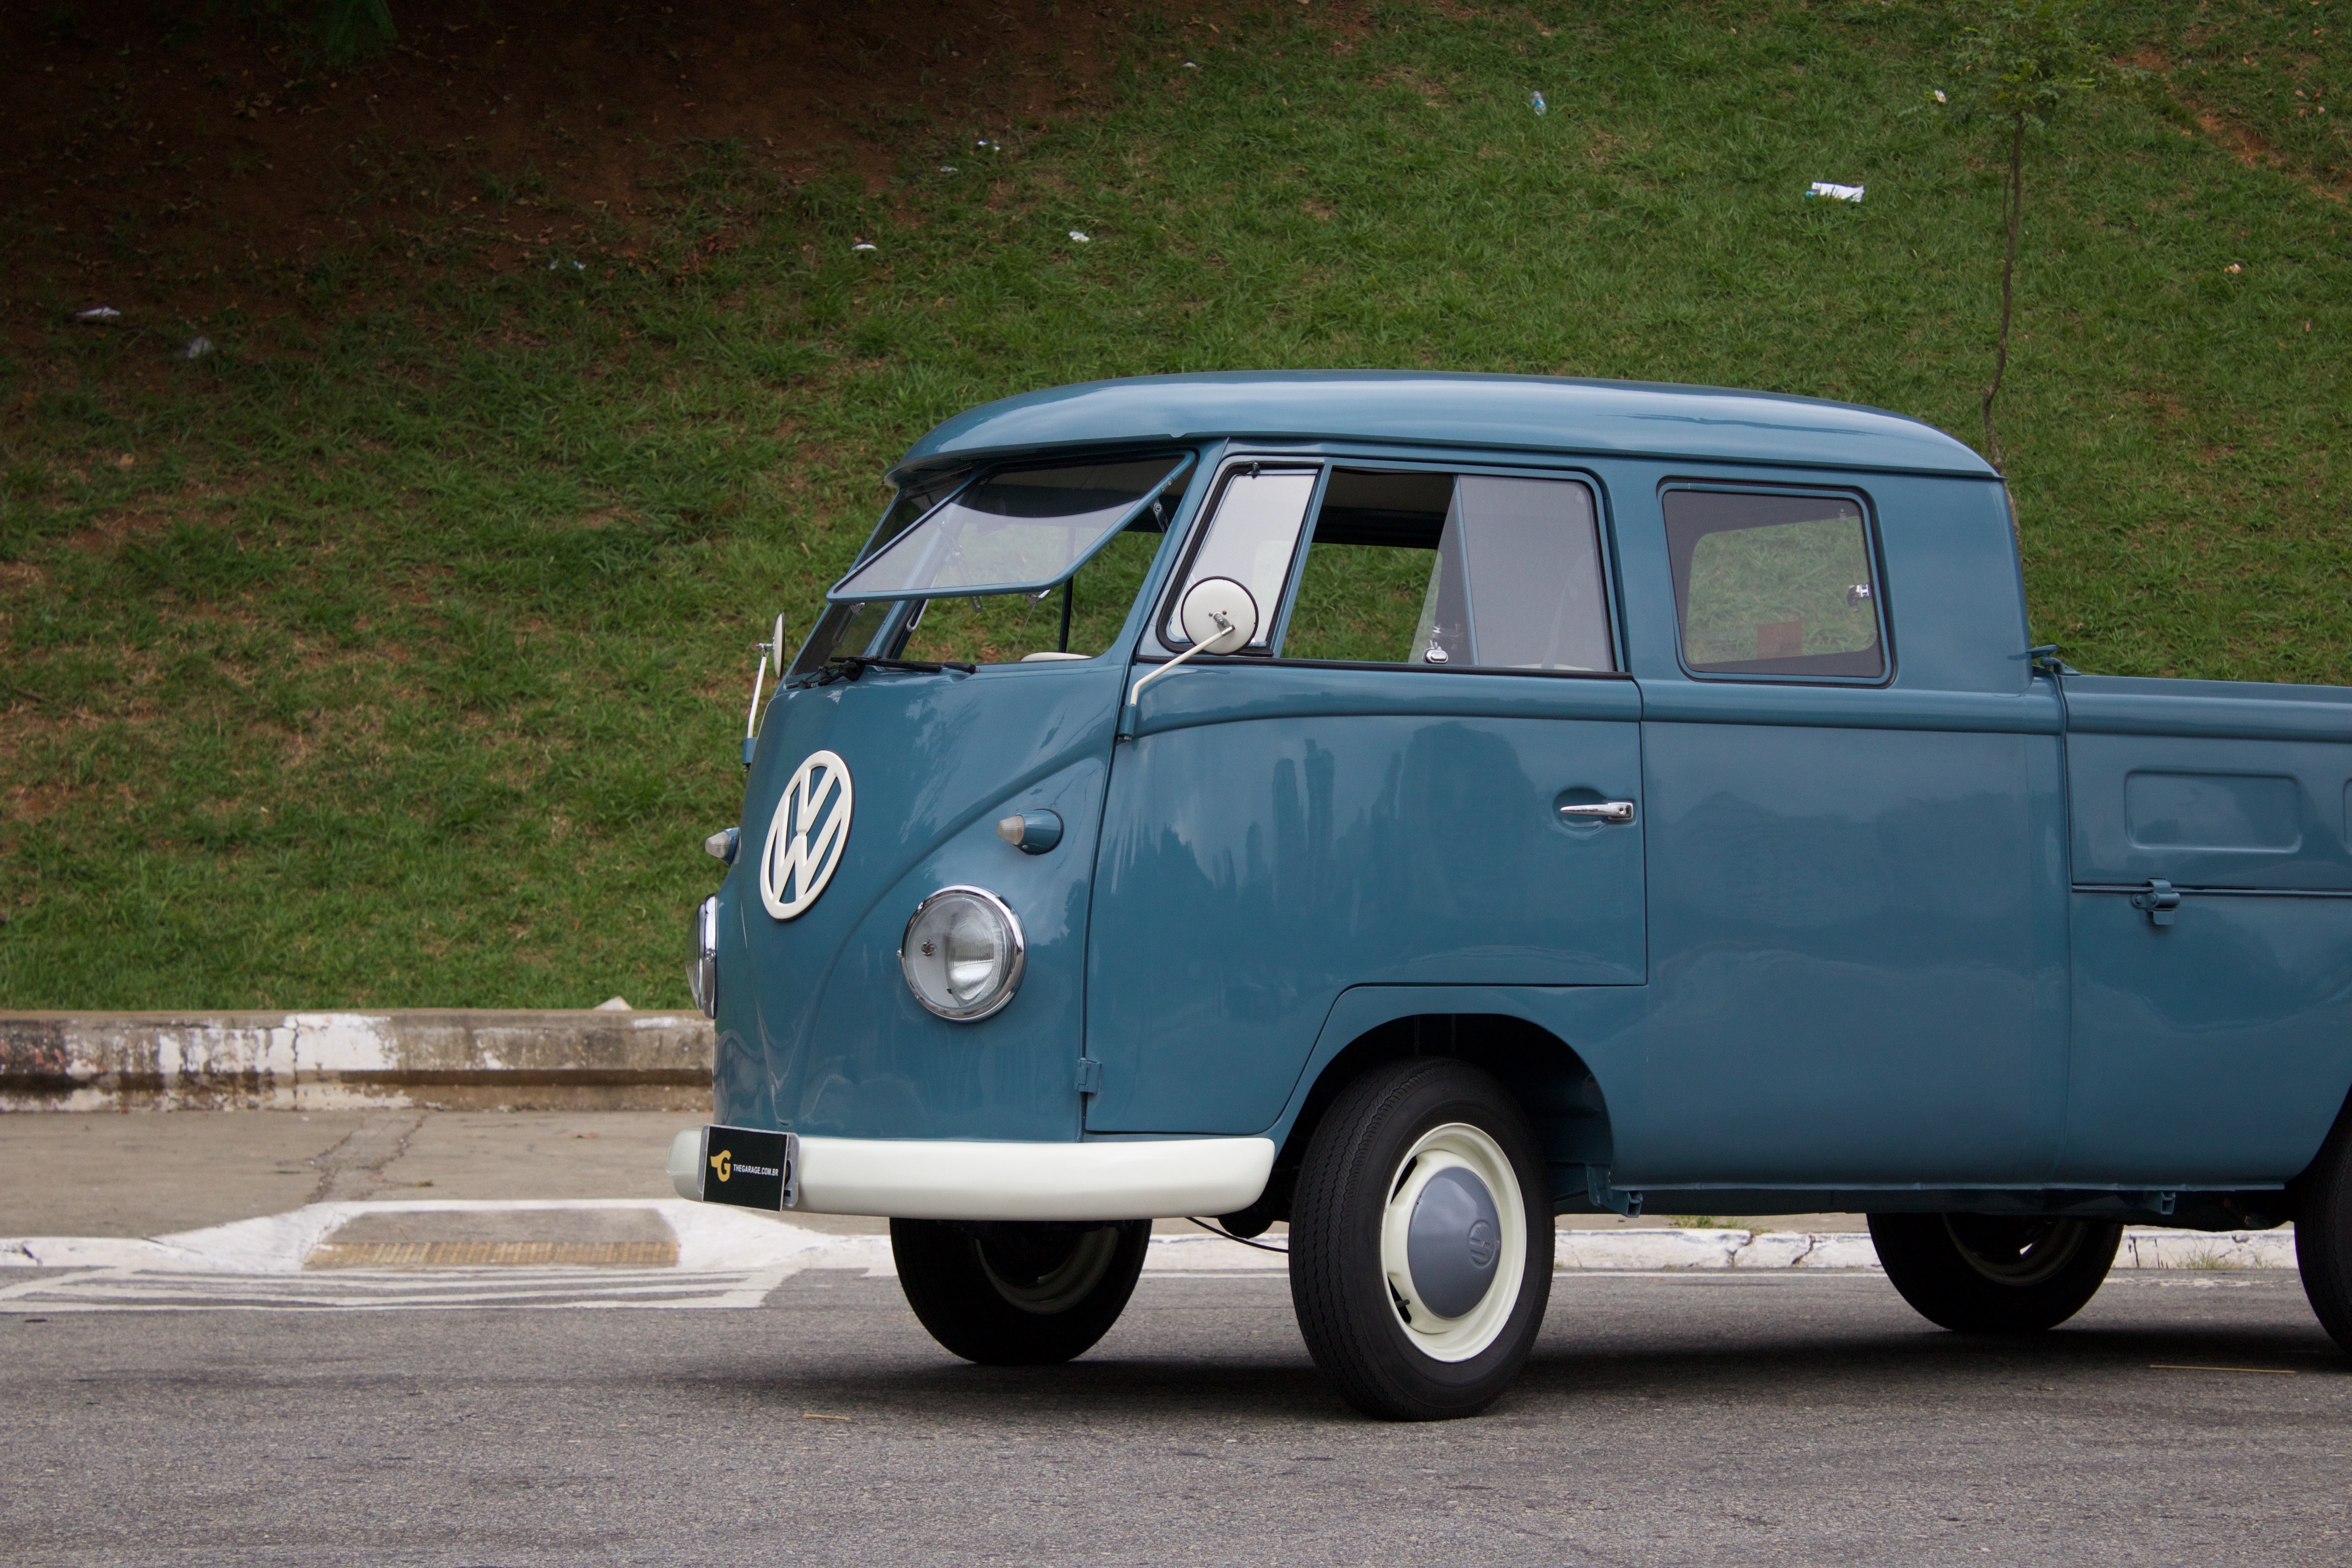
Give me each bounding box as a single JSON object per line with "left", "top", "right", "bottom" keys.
{"left": 698, "top": 1125, "right": 796, "bottom": 1212}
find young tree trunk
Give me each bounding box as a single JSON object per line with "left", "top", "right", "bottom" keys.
{"left": 1980, "top": 112, "right": 2026, "bottom": 472}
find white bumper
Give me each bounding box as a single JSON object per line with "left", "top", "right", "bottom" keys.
{"left": 669, "top": 1129, "right": 1274, "bottom": 1221}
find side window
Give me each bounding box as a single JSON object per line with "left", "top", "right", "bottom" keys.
{"left": 1663, "top": 489, "right": 1884, "bottom": 679}
{"left": 1280, "top": 470, "right": 1614, "bottom": 671}
{"left": 1161, "top": 467, "right": 1317, "bottom": 650}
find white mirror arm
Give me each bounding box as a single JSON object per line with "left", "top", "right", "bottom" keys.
{"left": 744, "top": 651, "right": 769, "bottom": 740}
{"left": 1128, "top": 611, "right": 1233, "bottom": 706}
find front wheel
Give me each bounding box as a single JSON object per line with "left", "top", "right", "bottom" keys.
{"left": 891, "top": 1219, "right": 1150, "bottom": 1365}
{"left": 1868, "top": 1213, "right": 2122, "bottom": 1335}
{"left": 1289, "top": 1059, "right": 1553, "bottom": 1421}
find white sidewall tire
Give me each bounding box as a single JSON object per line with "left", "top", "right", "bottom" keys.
{"left": 1290, "top": 1058, "right": 1553, "bottom": 1421}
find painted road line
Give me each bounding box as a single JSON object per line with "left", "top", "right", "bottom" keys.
{"left": 0, "top": 1202, "right": 2301, "bottom": 1298}
{"left": 0, "top": 1264, "right": 799, "bottom": 1313}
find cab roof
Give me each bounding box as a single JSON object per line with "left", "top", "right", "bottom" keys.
{"left": 890, "top": 371, "right": 1997, "bottom": 482}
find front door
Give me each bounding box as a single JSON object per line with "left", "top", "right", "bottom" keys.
{"left": 1084, "top": 458, "right": 1646, "bottom": 1134}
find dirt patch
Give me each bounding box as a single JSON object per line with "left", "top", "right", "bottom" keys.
{"left": 2192, "top": 104, "right": 2347, "bottom": 202}
{"left": 0, "top": 0, "right": 1162, "bottom": 345}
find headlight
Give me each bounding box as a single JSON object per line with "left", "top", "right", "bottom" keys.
{"left": 688, "top": 895, "right": 720, "bottom": 1018}
{"left": 900, "top": 886, "right": 1025, "bottom": 1021}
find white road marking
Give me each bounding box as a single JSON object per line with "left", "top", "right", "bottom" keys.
{"left": 0, "top": 1201, "right": 2294, "bottom": 1313}
{"left": 2, "top": 1264, "right": 800, "bottom": 1313}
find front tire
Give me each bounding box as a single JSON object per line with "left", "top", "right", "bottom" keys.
{"left": 2294, "top": 1099, "right": 2352, "bottom": 1352}
{"left": 891, "top": 1219, "right": 1150, "bottom": 1365}
{"left": 1290, "top": 1059, "right": 1552, "bottom": 1421}
{"left": 1868, "top": 1213, "right": 2122, "bottom": 1334}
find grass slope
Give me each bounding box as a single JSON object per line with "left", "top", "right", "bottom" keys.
{"left": 1, "top": 0, "right": 2346, "bottom": 1009}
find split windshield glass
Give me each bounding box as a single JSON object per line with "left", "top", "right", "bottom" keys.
{"left": 828, "top": 455, "right": 1189, "bottom": 602}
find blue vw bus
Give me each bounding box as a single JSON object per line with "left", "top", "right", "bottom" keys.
{"left": 671, "top": 372, "right": 2352, "bottom": 1420}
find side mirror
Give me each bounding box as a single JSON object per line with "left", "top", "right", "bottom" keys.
{"left": 1129, "top": 577, "right": 1258, "bottom": 706}
{"left": 1176, "top": 576, "right": 1258, "bottom": 653}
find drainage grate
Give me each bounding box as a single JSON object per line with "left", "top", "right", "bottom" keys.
{"left": 306, "top": 1240, "right": 680, "bottom": 1269}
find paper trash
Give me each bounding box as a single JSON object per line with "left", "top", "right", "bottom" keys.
{"left": 1806, "top": 181, "right": 1865, "bottom": 202}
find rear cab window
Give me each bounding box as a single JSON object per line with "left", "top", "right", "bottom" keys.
{"left": 1159, "top": 461, "right": 1617, "bottom": 672}
{"left": 1661, "top": 487, "right": 1886, "bottom": 681}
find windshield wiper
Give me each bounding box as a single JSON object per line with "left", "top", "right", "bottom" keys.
{"left": 793, "top": 655, "right": 977, "bottom": 688}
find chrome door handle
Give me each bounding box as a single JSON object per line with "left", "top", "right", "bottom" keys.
{"left": 1558, "top": 801, "right": 1636, "bottom": 825}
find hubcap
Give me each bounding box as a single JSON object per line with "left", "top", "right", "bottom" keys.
{"left": 1407, "top": 1166, "right": 1503, "bottom": 1319}
{"left": 1943, "top": 1215, "right": 2091, "bottom": 1287}
{"left": 1378, "top": 1122, "right": 1527, "bottom": 1362}
{"left": 975, "top": 1225, "right": 1120, "bottom": 1315}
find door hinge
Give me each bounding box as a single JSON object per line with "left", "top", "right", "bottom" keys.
{"left": 1076, "top": 1058, "right": 1103, "bottom": 1094}
{"left": 2131, "top": 879, "right": 2181, "bottom": 927}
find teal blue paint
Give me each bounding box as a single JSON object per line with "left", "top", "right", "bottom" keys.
{"left": 700, "top": 373, "right": 2352, "bottom": 1225}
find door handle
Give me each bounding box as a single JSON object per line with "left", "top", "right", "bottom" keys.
{"left": 1558, "top": 800, "right": 1636, "bottom": 825}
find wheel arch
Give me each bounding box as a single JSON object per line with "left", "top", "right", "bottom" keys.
{"left": 1228, "top": 989, "right": 1622, "bottom": 1229}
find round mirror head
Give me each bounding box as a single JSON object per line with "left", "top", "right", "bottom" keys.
{"left": 771, "top": 612, "right": 787, "bottom": 663}
{"left": 1177, "top": 577, "right": 1258, "bottom": 654}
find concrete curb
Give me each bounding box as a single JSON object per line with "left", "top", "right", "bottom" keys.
{"left": 0, "top": 1010, "right": 714, "bottom": 1112}
{"left": 0, "top": 1210, "right": 2298, "bottom": 1278}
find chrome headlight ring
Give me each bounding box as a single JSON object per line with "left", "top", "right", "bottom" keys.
{"left": 899, "top": 885, "right": 1027, "bottom": 1022}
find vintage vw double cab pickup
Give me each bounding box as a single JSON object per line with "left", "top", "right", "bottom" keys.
{"left": 669, "top": 372, "right": 2352, "bottom": 1420}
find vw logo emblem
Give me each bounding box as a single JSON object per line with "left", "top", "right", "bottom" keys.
{"left": 760, "top": 750, "right": 853, "bottom": 920}
{"left": 1465, "top": 1218, "right": 1497, "bottom": 1271}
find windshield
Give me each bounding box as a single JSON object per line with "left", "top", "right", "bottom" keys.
{"left": 827, "top": 455, "right": 1189, "bottom": 601}
{"left": 785, "top": 468, "right": 970, "bottom": 679}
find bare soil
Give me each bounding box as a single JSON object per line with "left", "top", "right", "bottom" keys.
{"left": 0, "top": 1, "right": 1154, "bottom": 346}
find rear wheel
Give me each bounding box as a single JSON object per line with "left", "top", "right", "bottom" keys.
{"left": 1290, "top": 1059, "right": 1552, "bottom": 1421}
{"left": 891, "top": 1219, "right": 1150, "bottom": 1365}
{"left": 1867, "top": 1213, "right": 2122, "bottom": 1334}
{"left": 2294, "top": 1101, "right": 2352, "bottom": 1352}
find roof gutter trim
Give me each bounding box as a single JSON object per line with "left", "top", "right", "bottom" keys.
{"left": 888, "top": 428, "right": 2003, "bottom": 485}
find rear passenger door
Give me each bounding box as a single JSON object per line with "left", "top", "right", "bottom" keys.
{"left": 1631, "top": 484, "right": 2064, "bottom": 1187}
{"left": 1084, "top": 458, "right": 1645, "bottom": 1134}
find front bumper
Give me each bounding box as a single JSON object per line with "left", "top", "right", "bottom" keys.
{"left": 668, "top": 1128, "right": 1274, "bottom": 1221}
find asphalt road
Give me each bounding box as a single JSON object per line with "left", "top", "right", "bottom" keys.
{"left": 7, "top": 1264, "right": 2347, "bottom": 1567}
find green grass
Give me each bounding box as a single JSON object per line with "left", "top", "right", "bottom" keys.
{"left": 2, "top": 0, "right": 2347, "bottom": 1008}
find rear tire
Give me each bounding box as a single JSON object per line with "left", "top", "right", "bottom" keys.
{"left": 1868, "top": 1213, "right": 2121, "bottom": 1334}
{"left": 2294, "top": 1101, "right": 2352, "bottom": 1352}
{"left": 891, "top": 1219, "right": 1149, "bottom": 1365}
{"left": 1290, "top": 1058, "right": 1552, "bottom": 1421}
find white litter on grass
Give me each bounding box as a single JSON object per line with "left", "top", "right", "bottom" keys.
{"left": 180, "top": 336, "right": 213, "bottom": 360}
{"left": 1530, "top": 90, "right": 1547, "bottom": 115}
{"left": 593, "top": 996, "right": 632, "bottom": 1012}
{"left": 1934, "top": 88, "right": 1948, "bottom": 103}
{"left": 939, "top": 164, "right": 958, "bottom": 173}
{"left": 75, "top": 306, "right": 122, "bottom": 322}
{"left": 1184, "top": 60, "right": 1198, "bottom": 69}
{"left": 1807, "top": 181, "right": 1865, "bottom": 202}
{"left": 1068, "top": 230, "right": 1091, "bottom": 243}
{"left": 546, "top": 258, "right": 585, "bottom": 270}
{"left": 852, "top": 242, "right": 877, "bottom": 252}
{"left": 2225, "top": 261, "right": 2244, "bottom": 274}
